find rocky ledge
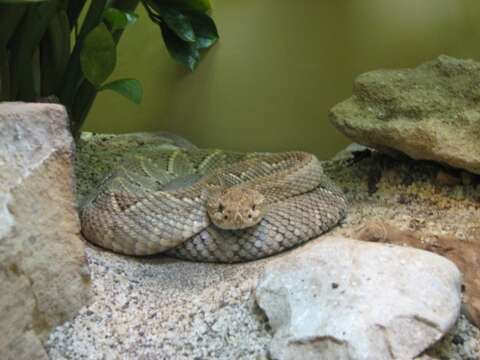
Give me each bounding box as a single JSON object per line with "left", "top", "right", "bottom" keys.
{"left": 45, "top": 133, "right": 480, "bottom": 360}
{"left": 330, "top": 55, "right": 480, "bottom": 175}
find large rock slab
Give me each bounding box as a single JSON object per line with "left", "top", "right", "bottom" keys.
{"left": 330, "top": 55, "right": 480, "bottom": 174}
{"left": 0, "top": 103, "right": 91, "bottom": 360}
{"left": 255, "top": 236, "right": 462, "bottom": 360}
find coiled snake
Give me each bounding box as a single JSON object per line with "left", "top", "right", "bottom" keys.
{"left": 80, "top": 148, "right": 347, "bottom": 263}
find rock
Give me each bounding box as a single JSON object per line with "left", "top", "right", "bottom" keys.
{"left": 330, "top": 55, "right": 480, "bottom": 175}
{"left": 425, "top": 314, "right": 480, "bottom": 360}
{"left": 355, "top": 220, "right": 480, "bottom": 329}
{"left": 0, "top": 103, "right": 91, "bottom": 360}
{"left": 331, "top": 143, "right": 372, "bottom": 162}
{"left": 255, "top": 236, "right": 462, "bottom": 360}
{"left": 46, "top": 132, "right": 479, "bottom": 360}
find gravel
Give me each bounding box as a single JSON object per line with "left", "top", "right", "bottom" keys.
{"left": 46, "top": 144, "right": 480, "bottom": 359}
{"left": 46, "top": 248, "right": 272, "bottom": 359}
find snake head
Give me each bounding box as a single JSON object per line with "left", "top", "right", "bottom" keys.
{"left": 206, "top": 187, "right": 265, "bottom": 230}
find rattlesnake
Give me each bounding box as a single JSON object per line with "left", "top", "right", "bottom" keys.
{"left": 80, "top": 148, "right": 347, "bottom": 263}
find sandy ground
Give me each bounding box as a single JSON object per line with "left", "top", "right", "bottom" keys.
{"left": 46, "top": 146, "right": 480, "bottom": 359}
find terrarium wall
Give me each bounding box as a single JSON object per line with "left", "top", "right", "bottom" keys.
{"left": 84, "top": 0, "right": 480, "bottom": 158}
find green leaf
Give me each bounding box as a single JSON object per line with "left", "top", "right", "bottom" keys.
{"left": 80, "top": 23, "right": 116, "bottom": 86}
{"left": 103, "top": 7, "right": 138, "bottom": 32}
{"left": 144, "top": 0, "right": 218, "bottom": 70}
{"left": 99, "top": 78, "right": 142, "bottom": 104}
{"left": 159, "top": 6, "right": 195, "bottom": 42}
{"left": 187, "top": 11, "right": 218, "bottom": 49}
{"left": 160, "top": 22, "right": 199, "bottom": 70}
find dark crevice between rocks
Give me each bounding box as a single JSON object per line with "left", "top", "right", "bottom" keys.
{"left": 251, "top": 296, "right": 273, "bottom": 335}
{"left": 326, "top": 150, "right": 480, "bottom": 204}
{"left": 287, "top": 334, "right": 350, "bottom": 358}
{"left": 373, "top": 323, "right": 395, "bottom": 360}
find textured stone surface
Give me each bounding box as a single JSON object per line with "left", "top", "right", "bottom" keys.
{"left": 355, "top": 220, "right": 480, "bottom": 329}
{"left": 0, "top": 103, "right": 91, "bottom": 360}
{"left": 46, "top": 133, "right": 480, "bottom": 360}
{"left": 255, "top": 236, "right": 462, "bottom": 360}
{"left": 330, "top": 55, "right": 480, "bottom": 174}
{"left": 46, "top": 248, "right": 272, "bottom": 359}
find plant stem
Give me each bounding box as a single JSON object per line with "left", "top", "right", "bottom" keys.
{"left": 40, "top": 9, "right": 71, "bottom": 96}
{"left": 9, "top": 1, "right": 58, "bottom": 100}
{"left": 71, "top": 80, "right": 97, "bottom": 139}
{"left": 0, "top": 46, "right": 9, "bottom": 101}
{"left": 0, "top": 4, "right": 23, "bottom": 101}
{"left": 0, "top": 4, "right": 27, "bottom": 46}
{"left": 66, "top": 0, "right": 86, "bottom": 29}
{"left": 70, "top": 0, "right": 141, "bottom": 138}
{"left": 59, "top": 0, "right": 108, "bottom": 110}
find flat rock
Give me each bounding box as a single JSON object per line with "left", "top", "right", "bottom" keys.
{"left": 0, "top": 103, "right": 91, "bottom": 360}
{"left": 330, "top": 55, "right": 480, "bottom": 174}
{"left": 255, "top": 236, "right": 463, "bottom": 360}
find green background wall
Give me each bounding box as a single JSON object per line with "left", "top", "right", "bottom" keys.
{"left": 84, "top": 0, "right": 480, "bottom": 159}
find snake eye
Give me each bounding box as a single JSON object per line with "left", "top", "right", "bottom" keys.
{"left": 223, "top": 215, "right": 228, "bottom": 220}
{"left": 218, "top": 203, "right": 224, "bottom": 213}
{"left": 248, "top": 214, "right": 252, "bottom": 218}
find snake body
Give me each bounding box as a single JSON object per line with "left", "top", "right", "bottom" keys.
{"left": 80, "top": 148, "right": 347, "bottom": 263}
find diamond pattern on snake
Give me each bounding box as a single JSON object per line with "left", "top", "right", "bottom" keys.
{"left": 80, "top": 148, "right": 347, "bottom": 263}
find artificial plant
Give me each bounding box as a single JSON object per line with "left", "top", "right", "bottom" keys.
{"left": 0, "top": 0, "right": 218, "bottom": 137}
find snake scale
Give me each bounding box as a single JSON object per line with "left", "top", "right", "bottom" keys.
{"left": 80, "top": 148, "right": 347, "bottom": 263}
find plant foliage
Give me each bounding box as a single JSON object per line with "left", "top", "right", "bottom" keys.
{"left": 143, "top": 0, "right": 218, "bottom": 70}
{"left": 0, "top": 0, "right": 218, "bottom": 137}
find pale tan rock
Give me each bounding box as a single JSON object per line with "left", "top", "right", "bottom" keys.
{"left": 330, "top": 55, "right": 480, "bottom": 175}
{"left": 256, "top": 236, "right": 462, "bottom": 360}
{"left": 355, "top": 220, "right": 480, "bottom": 329}
{"left": 0, "top": 102, "right": 91, "bottom": 360}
